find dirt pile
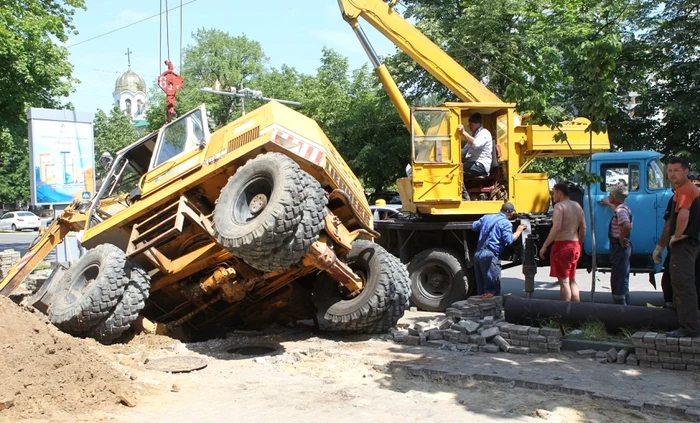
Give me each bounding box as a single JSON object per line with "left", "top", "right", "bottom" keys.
{"left": 0, "top": 296, "right": 140, "bottom": 421}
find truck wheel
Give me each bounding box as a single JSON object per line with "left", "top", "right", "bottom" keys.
{"left": 213, "top": 152, "right": 304, "bottom": 262}
{"left": 407, "top": 248, "right": 469, "bottom": 312}
{"left": 313, "top": 240, "right": 410, "bottom": 333}
{"left": 86, "top": 264, "right": 151, "bottom": 344}
{"left": 47, "top": 244, "right": 129, "bottom": 334}
{"left": 244, "top": 171, "right": 328, "bottom": 272}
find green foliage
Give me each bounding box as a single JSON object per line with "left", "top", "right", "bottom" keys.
{"left": 93, "top": 106, "right": 140, "bottom": 177}
{"left": 0, "top": 0, "right": 85, "bottom": 206}
{"left": 146, "top": 29, "right": 268, "bottom": 131}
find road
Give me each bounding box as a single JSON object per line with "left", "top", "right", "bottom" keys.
{"left": 0, "top": 232, "right": 665, "bottom": 306}
{"left": 0, "top": 231, "right": 57, "bottom": 262}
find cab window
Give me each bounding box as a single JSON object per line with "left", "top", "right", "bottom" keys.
{"left": 411, "top": 109, "right": 451, "bottom": 163}
{"left": 647, "top": 159, "right": 665, "bottom": 190}
{"left": 152, "top": 109, "right": 206, "bottom": 168}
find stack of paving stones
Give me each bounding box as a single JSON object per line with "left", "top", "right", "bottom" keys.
{"left": 0, "top": 249, "right": 21, "bottom": 279}
{"left": 632, "top": 331, "right": 700, "bottom": 371}
{"left": 393, "top": 296, "right": 562, "bottom": 355}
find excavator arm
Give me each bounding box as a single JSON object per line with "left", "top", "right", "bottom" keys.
{"left": 0, "top": 200, "right": 88, "bottom": 296}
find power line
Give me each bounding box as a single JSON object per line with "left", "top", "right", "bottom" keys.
{"left": 67, "top": 0, "right": 199, "bottom": 49}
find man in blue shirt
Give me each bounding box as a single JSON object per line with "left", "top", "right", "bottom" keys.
{"left": 472, "top": 203, "right": 527, "bottom": 297}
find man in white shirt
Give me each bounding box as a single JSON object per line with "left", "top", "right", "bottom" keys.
{"left": 458, "top": 113, "right": 493, "bottom": 200}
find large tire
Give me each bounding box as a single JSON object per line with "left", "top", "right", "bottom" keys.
{"left": 244, "top": 172, "right": 328, "bottom": 272}
{"left": 86, "top": 264, "right": 151, "bottom": 344}
{"left": 313, "top": 240, "right": 410, "bottom": 333}
{"left": 48, "top": 244, "right": 129, "bottom": 334}
{"left": 213, "top": 153, "right": 304, "bottom": 262}
{"left": 407, "top": 248, "right": 469, "bottom": 312}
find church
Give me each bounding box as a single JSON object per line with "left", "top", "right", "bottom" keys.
{"left": 113, "top": 51, "right": 149, "bottom": 133}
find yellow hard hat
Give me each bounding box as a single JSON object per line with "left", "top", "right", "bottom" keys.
{"left": 375, "top": 199, "right": 387, "bottom": 206}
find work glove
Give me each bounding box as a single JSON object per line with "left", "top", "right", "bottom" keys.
{"left": 653, "top": 244, "right": 663, "bottom": 265}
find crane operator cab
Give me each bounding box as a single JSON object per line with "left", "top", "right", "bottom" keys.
{"left": 404, "top": 103, "right": 510, "bottom": 211}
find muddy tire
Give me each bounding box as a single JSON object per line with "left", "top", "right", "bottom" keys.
{"left": 407, "top": 248, "right": 469, "bottom": 312}
{"left": 213, "top": 152, "right": 304, "bottom": 262}
{"left": 47, "top": 244, "right": 129, "bottom": 334}
{"left": 86, "top": 264, "right": 151, "bottom": 344}
{"left": 244, "top": 172, "right": 328, "bottom": 272}
{"left": 313, "top": 240, "right": 410, "bottom": 333}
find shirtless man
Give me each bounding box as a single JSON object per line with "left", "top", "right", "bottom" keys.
{"left": 539, "top": 183, "right": 587, "bottom": 302}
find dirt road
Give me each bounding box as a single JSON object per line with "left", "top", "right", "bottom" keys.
{"left": 1, "top": 295, "right": 682, "bottom": 423}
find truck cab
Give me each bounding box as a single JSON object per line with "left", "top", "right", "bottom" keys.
{"left": 583, "top": 151, "right": 672, "bottom": 274}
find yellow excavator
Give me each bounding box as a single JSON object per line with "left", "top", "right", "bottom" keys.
{"left": 337, "top": 0, "right": 611, "bottom": 310}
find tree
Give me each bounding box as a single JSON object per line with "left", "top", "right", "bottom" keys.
{"left": 93, "top": 106, "right": 140, "bottom": 178}
{"left": 0, "top": 0, "right": 85, "bottom": 206}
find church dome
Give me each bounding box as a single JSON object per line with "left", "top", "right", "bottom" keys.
{"left": 115, "top": 69, "right": 147, "bottom": 93}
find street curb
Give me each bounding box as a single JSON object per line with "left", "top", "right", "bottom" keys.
{"left": 562, "top": 338, "right": 634, "bottom": 352}
{"left": 389, "top": 363, "right": 698, "bottom": 420}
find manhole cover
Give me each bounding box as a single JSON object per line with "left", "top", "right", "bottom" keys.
{"left": 227, "top": 345, "right": 279, "bottom": 356}
{"left": 145, "top": 356, "right": 208, "bottom": 373}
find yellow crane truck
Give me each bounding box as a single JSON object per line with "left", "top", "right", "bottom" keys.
{"left": 338, "top": 0, "right": 611, "bottom": 310}
{"left": 0, "top": 102, "right": 410, "bottom": 342}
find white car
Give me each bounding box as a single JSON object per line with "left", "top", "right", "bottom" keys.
{"left": 605, "top": 170, "right": 629, "bottom": 186}
{"left": 0, "top": 211, "right": 42, "bottom": 231}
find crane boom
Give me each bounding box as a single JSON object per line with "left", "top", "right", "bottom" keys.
{"left": 337, "top": 0, "right": 501, "bottom": 104}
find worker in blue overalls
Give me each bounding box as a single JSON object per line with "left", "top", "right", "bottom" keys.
{"left": 472, "top": 202, "right": 527, "bottom": 297}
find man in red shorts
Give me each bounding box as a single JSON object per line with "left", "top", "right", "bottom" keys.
{"left": 539, "top": 183, "right": 587, "bottom": 302}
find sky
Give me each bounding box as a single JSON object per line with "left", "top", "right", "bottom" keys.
{"left": 64, "top": 0, "right": 399, "bottom": 115}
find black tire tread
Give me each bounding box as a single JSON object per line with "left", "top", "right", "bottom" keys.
{"left": 48, "top": 244, "right": 129, "bottom": 334}
{"left": 407, "top": 248, "right": 469, "bottom": 312}
{"left": 213, "top": 153, "right": 304, "bottom": 261}
{"left": 86, "top": 264, "right": 151, "bottom": 344}
{"left": 243, "top": 172, "right": 328, "bottom": 272}
{"left": 314, "top": 240, "right": 410, "bottom": 333}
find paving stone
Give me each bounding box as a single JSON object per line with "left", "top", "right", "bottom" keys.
{"left": 626, "top": 354, "right": 638, "bottom": 366}
{"left": 470, "top": 335, "right": 486, "bottom": 346}
{"left": 445, "top": 308, "right": 463, "bottom": 320}
{"left": 455, "top": 343, "right": 474, "bottom": 352}
{"left": 654, "top": 334, "right": 667, "bottom": 345}
{"left": 492, "top": 335, "right": 511, "bottom": 352}
{"left": 480, "top": 344, "right": 500, "bottom": 354}
{"left": 516, "top": 326, "right": 531, "bottom": 336}
{"left": 408, "top": 328, "right": 420, "bottom": 336}
{"left": 546, "top": 336, "right": 561, "bottom": 343}
{"left": 500, "top": 332, "right": 510, "bottom": 339}
{"left": 688, "top": 365, "right": 700, "bottom": 371}
{"left": 443, "top": 329, "right": 461, "bottom": 343}
{"left": 680, "top": 337, "right": 693, "bottom": 347}
{"left": 482, "top": 316, "right": 494, "bottom": 324}
{"left": 576, "top": 349, "right": 597, "bottom": 358}
{"left": 404, "top": 335, "right": 420, "bottom": 345}
{"left": 480, "top": 326, "right": 500, "bottom": 340}
{"left": 540, "top": 327, "right": 561, "bottom": 337}
{"left": 414, "top": 322, "right": 437, "bottom": 333}
{"left": 638, "top": 360, "right": 651, "bottom": 368}
{"left": 509, "top": 346, "right": 530, "bottom": 354}
{"left": 662, "top": 362, "right": 674, "bottom": 370}
{"left": 595, "top": 351, "right": 607, "bottom": 360}
{"left": 673, "top": 364, "right": 687, "bottom": 370}
{"left": 631, "top": 332, "right": 645, "bottom": 347}
{"left": 528, "top": 327, "right": 540, "bottom": 335}
{"left": 667, "top": 336, "right": 679, "bottom": 346}
{"left": 419, "top": 333, "right": 427, "bottom": 346}
{"left": 427, "top": 329, "right": 444, "bottom": 340}
{"left": 437, "top": 318, "right": 453, "bottom": 330}
{"left": 643, "top": 332, "right": 658, "bottom": 344}
{"left": 458, "top": 333, "right": 471, "bottom": 344}
{"left": 455, "top": 319, "right": 481, "bottom": 335}
{"left": 617, "top": 350, "right": 629, "bottom": 364}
